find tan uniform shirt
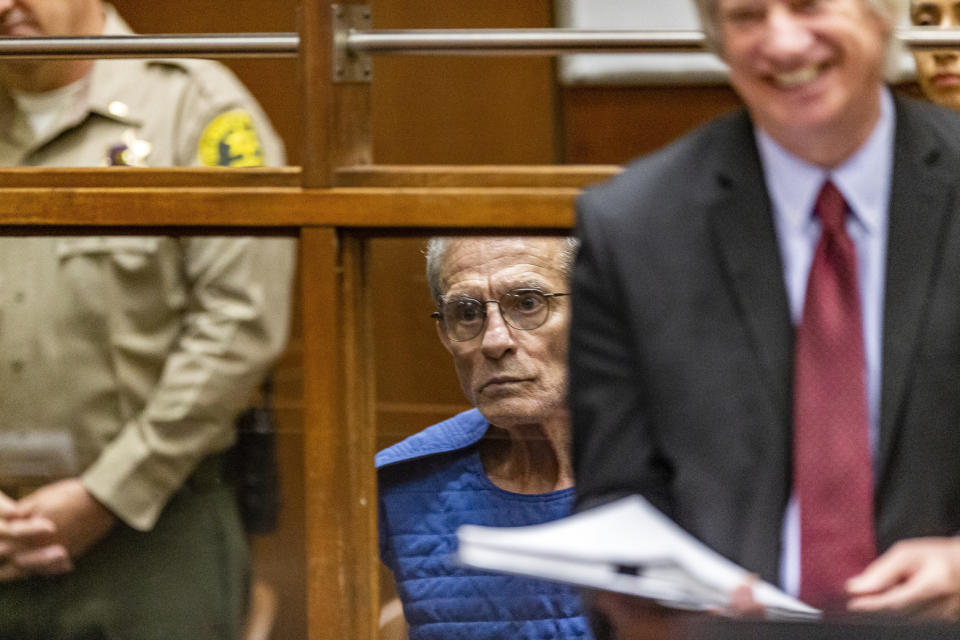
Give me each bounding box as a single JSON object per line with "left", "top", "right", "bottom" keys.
{"left": 0, "top": 6, "right": 295, "bottom": 531}
{"left": 0, "top": 7, "right": 284, "bottom": 167}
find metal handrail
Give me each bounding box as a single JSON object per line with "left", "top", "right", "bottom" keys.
{"left": 346, "top": 27, "right": 960, "bottom": 55}
{"left": 345, "top": 29, "right": 707, "bottom": 56}
{"left": 0, "top": 34, "right": 299, "bottom": 59}
{"left": 0, "top": 28, "right": 957, "bottom": 59}
{"left": 898, "top": 28, "right": 960, "bottom": 50}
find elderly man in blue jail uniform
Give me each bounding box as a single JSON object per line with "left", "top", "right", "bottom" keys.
{"left": 378, "top": 236, "right": 594, "bottom": 640}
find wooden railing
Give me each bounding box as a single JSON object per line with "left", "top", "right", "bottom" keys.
{"left": 0, "top": 164, "right": 610, "bottom": 640}
{"left": 0, "top": 2, "right": 620, "bottom": 637}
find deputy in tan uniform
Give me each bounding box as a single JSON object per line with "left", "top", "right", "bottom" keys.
{"left": 0, "top": 2, "right": 295, "bottom": 639}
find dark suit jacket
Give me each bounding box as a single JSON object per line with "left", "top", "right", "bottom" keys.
{"left": 570, "top": 94, "right": 960, "bottom": 586}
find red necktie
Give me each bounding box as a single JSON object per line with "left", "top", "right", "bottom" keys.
{"left": 793, "top": 181, "right": 876, "bottom": 610}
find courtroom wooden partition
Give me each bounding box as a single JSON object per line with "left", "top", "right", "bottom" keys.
{"left": 0, "top": 3, "right": 585, "bottom": 637}
{"left": 0, "top": 3, "right": 753, "bottom": 639}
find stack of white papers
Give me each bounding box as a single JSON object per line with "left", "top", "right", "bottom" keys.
{"left": 456, "top": 495, "right": 820, "bottom": 621}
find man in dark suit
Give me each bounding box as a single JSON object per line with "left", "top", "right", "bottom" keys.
{"left": 570, "top": 0, "right": 960, "bottom": 623}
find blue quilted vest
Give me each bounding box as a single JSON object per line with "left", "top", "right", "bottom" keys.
{"left": 377, "top": 409, "right": 594, "bottom": 640}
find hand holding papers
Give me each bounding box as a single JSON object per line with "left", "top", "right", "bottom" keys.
{"left": 456, "top": 495, "right": 820, "bottom": 620}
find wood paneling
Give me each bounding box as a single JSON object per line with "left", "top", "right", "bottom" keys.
{"left": 0, "top": 184, "right": 578, "bottom": 228}
{"left": 0, "top": 167, "right": 300, "bottom": 187}
{"left": 301, "top": 229, "right": 379, "bottom": 640}
{"left": 368, "top": 237, "right": 467, "bottom": 452}
{"left": 299, "top": 0, "right": 372, "bottom": 187}
{"left": 558, "top": 83, "right": 927, "bottom": 166}
{"left": 561, "top": 85, "right": 744, "bottom": 164}
{"left": 336, "top": 165, "right": 619, "bottom": 188}
{"left": 370, "top": 0, "right": 557, "bottom": 165}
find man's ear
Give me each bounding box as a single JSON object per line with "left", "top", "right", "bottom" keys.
{"left": 436, "top": 319, "right": 455, "bottom": 355}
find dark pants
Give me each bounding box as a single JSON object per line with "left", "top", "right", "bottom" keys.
{"left": 0, "top": 474, "right": 249, "bottom": 640}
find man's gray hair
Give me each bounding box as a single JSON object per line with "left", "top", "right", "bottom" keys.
{"left": 425, "top": 236, "right": 580, "bottom": 305}
{"left": 692, "top": 0, "right": 904, "bottom": 54}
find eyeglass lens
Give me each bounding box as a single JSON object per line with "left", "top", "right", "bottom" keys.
{"left": 441, "top": 289, "right": 551, "bottom": 341}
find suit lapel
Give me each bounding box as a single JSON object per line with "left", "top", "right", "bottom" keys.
{"left": 877, "top": 98, "right": 957, "bottom": 479}
{"left": 700, "top": 101, "right": 956, "bottom": 486}
{"left": 706, "top": 114, "right": 794, "bottom": 432}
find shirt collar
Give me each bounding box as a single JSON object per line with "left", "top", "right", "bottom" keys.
{"left": 756, "top": 87, "right": 895, "bottom": 235}
{"left": 0, "top": 4, "right": 142, "bottom": 137}
{"left": 85, "top": 4, "right": 143, "bottom": 127}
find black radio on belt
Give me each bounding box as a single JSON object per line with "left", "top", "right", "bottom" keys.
{"left": 231, "top": 375, "right": 280, "bottom": 535}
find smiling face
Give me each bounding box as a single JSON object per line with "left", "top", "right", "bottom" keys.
{"left": 911, "top": 0, "right": 960, "bottom": 111}
{"left": 435, "top": 237, "right": 571, "bottom": 430}
{"left": 716, "top": 0, "right": 891, "bottom": 166}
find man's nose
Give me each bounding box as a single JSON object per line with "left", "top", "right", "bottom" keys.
{"left": 480, "top": 306, "right": 516, "bottom": 358}
{"left": 761, "top": 6, "right": 815, "bottom": 62}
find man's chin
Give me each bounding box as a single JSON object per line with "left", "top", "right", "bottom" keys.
{"left": 927, "top": 87, "right": 960, "bottom": 112}
{"left": 476, "top": 401, "right": 538, "bottom": 429}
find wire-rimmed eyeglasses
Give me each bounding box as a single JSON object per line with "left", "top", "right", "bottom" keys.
{"left": 431, "top": 288, "right": 569, "bottom": 342}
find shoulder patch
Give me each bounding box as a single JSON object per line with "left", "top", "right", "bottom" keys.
{"left": 197, "top": 109, "right": 265, "bottom": 167}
